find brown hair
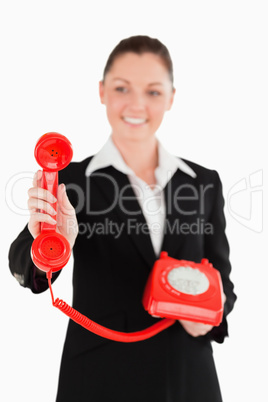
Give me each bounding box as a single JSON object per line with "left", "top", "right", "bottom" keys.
{"left": 102, "top": 35, "right": 174, "bottom": 86}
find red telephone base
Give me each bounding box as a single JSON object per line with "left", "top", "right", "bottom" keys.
{"left": 143, "top": 252, "right": 224, "bottom": 326}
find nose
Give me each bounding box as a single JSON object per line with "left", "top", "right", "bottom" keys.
{"left": 128, "top": 90, "right": 146, "bottom": 111}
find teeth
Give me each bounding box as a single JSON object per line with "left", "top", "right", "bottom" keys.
{"left": 123, "top": 117, "right": 146, "bottom": 125}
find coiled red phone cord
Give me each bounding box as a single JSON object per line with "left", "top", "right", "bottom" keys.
{"left": 47, "top": 276, "right": 175, "bottom": 343}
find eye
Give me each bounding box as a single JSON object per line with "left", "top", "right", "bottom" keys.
{"left": 148, "top": 90, "right": 161, "bottom": 97}
{"left": 115, "top": 86, "right": 128, "bottom": 93}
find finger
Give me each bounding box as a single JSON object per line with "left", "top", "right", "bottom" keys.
{"left": 179, "top": 320, "right": 213, "bottom": 337}
{"left": 196, "top": 324, "right": 213, "bottom": 336}
{"left": 28, "top": 186, "right": 57, "bottom": 204}
{"left": 57, "top": 183, "right": 75, "bottom": 215}
{"left": 29, "top": 211, "right": 57, "bottom": 225}
{"left": 28, "top": 198, "right": 57, "bottom": 216}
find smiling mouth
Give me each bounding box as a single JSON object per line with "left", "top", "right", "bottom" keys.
{"left": 122, "top": 117, "right": 147, "bottom": 125}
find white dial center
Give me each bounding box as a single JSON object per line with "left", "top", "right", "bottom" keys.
{"left": 167, "top": 266, "right": 209, "bottom": 295}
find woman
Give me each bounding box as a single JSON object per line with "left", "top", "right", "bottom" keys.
{"left": 9, "top": 35, "right": 236, "bottom": 401}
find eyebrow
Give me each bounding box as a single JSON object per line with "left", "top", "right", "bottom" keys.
{"left": 112, "top": 78, "right": 164, "bottom": 86}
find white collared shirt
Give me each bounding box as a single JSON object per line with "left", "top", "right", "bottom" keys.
{"left": 85, "top": 136, "right": 196, "bottom": 256}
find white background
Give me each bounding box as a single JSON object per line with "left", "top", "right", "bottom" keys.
{"left": 1, "top": 1, "right": 267, "bottom": 401}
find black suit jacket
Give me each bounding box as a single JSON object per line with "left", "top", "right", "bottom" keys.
{"left": 9, "top": 156, "right": 236, "bottom": 402}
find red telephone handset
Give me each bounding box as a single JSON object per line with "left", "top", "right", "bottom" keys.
{"left": 30, "top": 133, "right": 224, "bottom": 343}
{"left": 31, "top": 132, "right": 73, "bottom": 275}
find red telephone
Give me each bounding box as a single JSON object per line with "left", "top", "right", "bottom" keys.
{"left": 31, "top": 133, "right": 224, "bottom": 342}
{"left": 143, "top": 252, "right": 224, "bottom": 326}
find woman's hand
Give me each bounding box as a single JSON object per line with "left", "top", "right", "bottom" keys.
{"left": 179, "top": 320, "right": 213, "bottom": 337}
{"left": 179, "top": 293, "right": 226, "bottom": 337}
{"left": 28, "top": 170, "right": 78, "bottom": 249}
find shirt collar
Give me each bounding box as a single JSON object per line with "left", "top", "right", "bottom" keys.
{"left": 85, "top": 135, "right": 196, "bottom": 181}
{"left": 85, "top": 135, "right": 133, "bottom": 177}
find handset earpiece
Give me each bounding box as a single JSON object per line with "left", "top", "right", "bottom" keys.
{"left": 34, "top": 132, "right": 73, "bottom": 171}
{"left": 31, "top": 132, "right": 73, "bottom": 275}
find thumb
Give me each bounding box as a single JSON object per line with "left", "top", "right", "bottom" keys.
{"left": 57, "top": 183, "right": 74, "bottom": 215}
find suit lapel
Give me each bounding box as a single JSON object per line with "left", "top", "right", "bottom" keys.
{"left": 90, "top": 166, "right": 157, "bottom": 269}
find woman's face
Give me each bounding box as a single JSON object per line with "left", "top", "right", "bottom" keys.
{"left": 99, "top": 52, "right": 175, "bottom": 143}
